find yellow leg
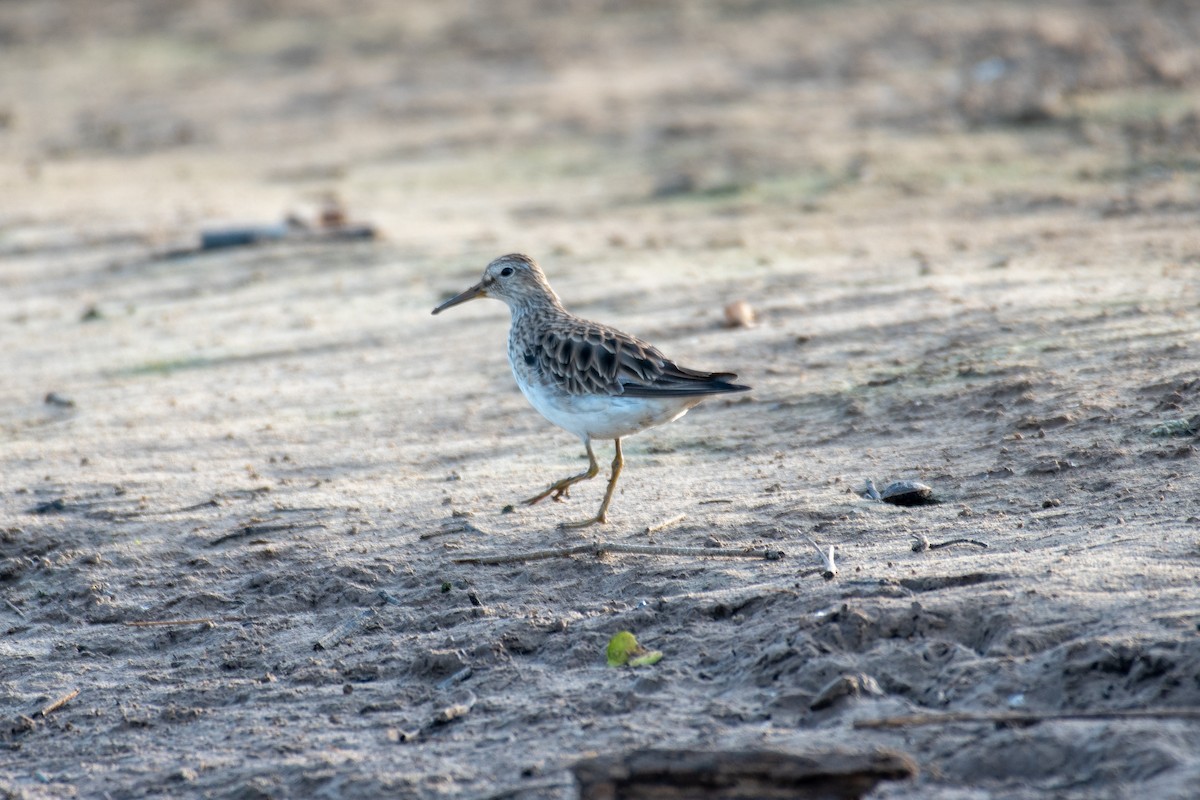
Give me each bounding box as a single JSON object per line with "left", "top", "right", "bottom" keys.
{"left": 523, "top": 439, "right": 599, "bottom": 505}
{"left": 561, "top": 438, "right": 623, "bottom": 529}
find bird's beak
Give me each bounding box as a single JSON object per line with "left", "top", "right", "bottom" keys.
{"left": 431, "top": 281, "right": 487, "bottom": 315}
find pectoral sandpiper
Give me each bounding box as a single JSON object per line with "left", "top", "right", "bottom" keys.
{"left": 432, "top": 254, "right": 750, "bottom": 528}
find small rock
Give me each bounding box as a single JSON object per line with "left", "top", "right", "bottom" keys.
{"left": 31, "top": 498, "right": 67, "bottom": 514}
{"left": 880, "top": 481, "right": 936, "bottom": 506}
{"left": 864, "top": 479, "right": 938, "bottom": 506}
{"left": 434, "top": 701, "right": 472, "bottom": 725}
{"left": 44, "top": 392, "right": 75, "bottom": 408}
{"left": 811, "top": 672, "right": 885, "bottom": 710}
{"left": 723, "top": 299, "right": 757, "bottom": 328}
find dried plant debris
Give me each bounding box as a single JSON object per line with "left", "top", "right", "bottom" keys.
{"left": 1150, "top": 415, "right": 1200, "bottom": 438}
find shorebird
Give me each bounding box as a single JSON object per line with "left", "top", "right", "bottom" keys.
{"left": 431, "top": 254, "right": 750, "bottom": 528}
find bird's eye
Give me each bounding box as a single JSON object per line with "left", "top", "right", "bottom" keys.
{"left": 500, "top": 267, "right": 514, "bottom": 277}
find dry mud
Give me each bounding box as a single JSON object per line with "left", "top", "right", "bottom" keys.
{"left": 2, "top": 2, "right": 1200, "bottom": 798}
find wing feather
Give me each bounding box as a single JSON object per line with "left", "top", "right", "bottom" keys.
{"left": 532, "top": 321, "right": 750, "bottom": 398}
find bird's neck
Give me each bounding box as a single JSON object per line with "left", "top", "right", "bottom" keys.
{"left": 508, "top": 292, "right": 566, "bottom": 323}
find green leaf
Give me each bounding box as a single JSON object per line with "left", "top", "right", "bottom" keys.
{"left": 606, "top": 631, "right": 640, "bottom": 667}
{"left": 628, "top": 651, "right": 663, "bottom": 667}
{"left": 606, "top": 631, "right": 661, "bottom": 668}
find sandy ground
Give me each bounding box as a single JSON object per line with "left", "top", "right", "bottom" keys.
{"left": 2, "top": 1, "right": 1200, "bottom": 797}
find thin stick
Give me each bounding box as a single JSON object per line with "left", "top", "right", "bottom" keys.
{"left": 38, "top": 688, "right": 80, "bottom": 718}
{"left": 209, "top": 519, "right": 325, "bottom": 547}
{"left": 929, "top": 538, "right": 988, "bottom": 550}
{"left": 854, "top": 708, "right": 1200, "bottom": 730}
{"left": 4, "top": 598, "right": 25, "bottom": 618}
{"left": 912, "top": 535, "right": 988, "bottom": 552}
{"left": 125, "top": 618, "right": 217, "bottom": 627}
{"left": 645, "top": 514, "right": 687, "bottom": 535}
{"left": 421, "top": 519, "right": 486, "bottom": 539}
{"left": 157, "top": 497, "right": 222, "bottom": 514}
{"left": 313, "top": 608, "right": 376, "bottom": 651}
{"left": 419, "top": 527, "right": 461, "bottom": 540}
{"left": 455, "top": 543, "right": 594, "bottom": 564}
{"left": 452, "top": 541, "right": 785, "bottom": 565}
{"left": 436, "top": 666, "right": 473, "bottom": 690}
{"left": 603, "top": 543, "right": 782, "bottom": 559}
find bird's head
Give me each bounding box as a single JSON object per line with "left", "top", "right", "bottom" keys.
{"left": 431, "top": 253, "right": 561, "bottom": 315}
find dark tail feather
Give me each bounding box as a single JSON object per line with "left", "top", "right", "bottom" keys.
{"left": 619, "top": 369, "right": 752, "bottom": 398}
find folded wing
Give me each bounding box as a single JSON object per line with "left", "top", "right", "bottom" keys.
{"left": 532, "top": 322, "right": 751, "bottom": 398}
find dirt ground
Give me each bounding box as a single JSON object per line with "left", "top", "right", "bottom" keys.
{"left": 2, "top": 1, "right": 1200, "bottom": 797}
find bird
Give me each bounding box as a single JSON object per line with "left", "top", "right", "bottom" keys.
{"left": 431, "top": 253, "right": 751, "bottom": 528}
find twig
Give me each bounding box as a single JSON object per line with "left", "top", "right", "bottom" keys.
{"left": 436, "top": 666, "right": 473, "bottom": 690}
{"left": 930, "top": 538, "right": 988, "bottom": 550}
{"left": 313, "top": 608, "right": 377, "bottom": 651}
{"left": 645, "top": 513, "right": 687, "bottom": 535}
{"left": 854, "top": 708, "right": 1200, "bottom": 730}
{"left": 804, "top": 535, "right": 838, "bottom": 580}
{"left": 175, "top": 497, "right": 222, "bottom": 512}
{"left": 455, "top": 543, "right": 593, "bottom": 563}
{"left": 419, "top": 527, "right": 461, "bottom": 540}
{"left": 4, "top": 597, "right": 26, "bottom": 618}
{"left": 125, "top": 618, "right": 217, "bottom": 627}
{"left": 422, "top": 518, "right": 487, "bottom": 539}
{"left": 560, "top": 542, "right": 783, "bottom": 559}
{"left": 38, "top": 688, "right": 80, "bottom": 718}
{"left": 452, "top": 541, "right": 785, "bottom": 565}
{"left": 912, "top": 535, "right": 989, "bottom": 552}
{"left": 209, "top": 518, "right": 325, "bottom": 547}
{"left": 157, "top": 497, "right": 222, "bottom": 514}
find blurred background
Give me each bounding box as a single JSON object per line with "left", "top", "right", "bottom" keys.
{"left": 3, "top": 0, "right": 1199, "bottom": 262}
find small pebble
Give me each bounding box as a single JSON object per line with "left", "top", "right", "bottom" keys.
{"left": 44, "top": 392, "right": 75, "bottom": 408}
{"left": 723, "top": 299, "right": 757, "bottom": 328}
{"left": 811, "top": 672, "right": 885, "bottom": 710}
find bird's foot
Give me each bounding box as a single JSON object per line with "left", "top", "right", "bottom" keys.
{"left": 523, "top": 486, "right": 558, "bottom": 506}
{"left": 558, "top": 513, "right": 606, "bottom": 530}
{"left": 524, "top": 478, "right": 581, "bottom": 506}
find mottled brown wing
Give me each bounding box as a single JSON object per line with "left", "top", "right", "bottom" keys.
{"left": 531, "top": 323, "right": 750, "bottom": 398}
